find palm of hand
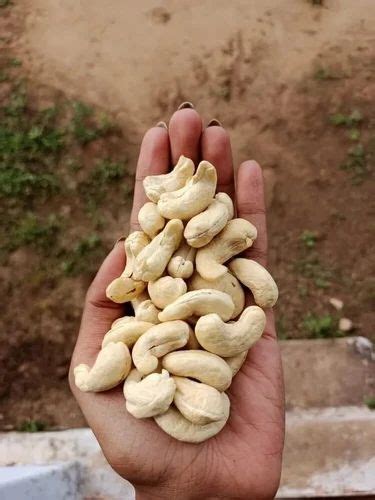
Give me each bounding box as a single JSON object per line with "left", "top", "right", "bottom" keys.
{"left": 70, "top": 108, "right": 284, "bottom": 500}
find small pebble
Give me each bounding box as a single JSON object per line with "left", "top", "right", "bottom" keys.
{"left": 329, "top": 298, "right": 343, "bottom": 310}
{"left": 339, "top": 317, "right": 353, "bottom": 332}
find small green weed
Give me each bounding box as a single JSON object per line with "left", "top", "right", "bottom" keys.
{"left": 18, "top": 420, "right": 46, "bottom": 432}
{"left": 302, "top": 313, "right": 340, "bottom": 338}
{"left": 329, "top": 110, "right": 362, "bottom": 127}
{"left": 340, "top": 143, "right": 369, "bottom": 183}
{"left": 314, "top": 68, "right": 341, "bottom": 81}
{"left": 70, "top": 101, "right": 112, "bottom": 145}
{"left": 61, "top": 233, "right": 103, "bottom": 276}
{"left": 364, "top": 397, "right": 375, "bottom": 410}
{"left": 9, "top": 214, "right": 60, "bottom": 251}
{"left": 294, "top": 254, "right": 332, "bottom": 289}
{"left": 300, "top": 230, "right": 318, "bottom": 249}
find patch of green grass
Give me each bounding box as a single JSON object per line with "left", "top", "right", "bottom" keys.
{"left": 61, "top": 233, "right": 103, "bottom": 276}
{"left": 300, "top": 230, "right": 318, "bottom": 249}
{"left": 294, "top": 254, "right": 332, "bottom": 289}
{"left": 329, "top": 110, "right": 362, "bottom": 127}
{"left": 8, "top": 213, "right": 60, "bottom": 251}
{"left": 0, "top": 70, "right": 8, "bottom": 82}
{"left": 348, "top": 128, "right": 360, "bottom": 141}
{"left": 70, "top": 101, "right": 112, "bottom": 145}
{"left": 302, "top": 313, "right": 340, "bottom": 339}
{"left": 18, "top": 420, "right": 46, "bottom": 432}
{"left": 364, "top": 397, "right": 375, "bottom": 410}
{"left": 340, "top": 143, "right": 369, "bottom": 183}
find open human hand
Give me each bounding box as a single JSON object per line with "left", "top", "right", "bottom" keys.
{"left": 69, "top": 105, "right": 285, "bottom": 500}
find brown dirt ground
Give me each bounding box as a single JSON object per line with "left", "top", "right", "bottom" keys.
{"left": 0, "top": 0, "right": 374, "bottom": 429}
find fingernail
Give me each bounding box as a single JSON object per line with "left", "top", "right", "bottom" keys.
{"left": 156, "top": 121, "right": 168, "bottom": 129}
{"left": 113, "top": 236, "right": 126, "bottom": 248}
{"left": 177, "top": 101, "right": 194, "bottom": 110}
{"left": 207, "top": 118, "right": 222, "bottom": 127}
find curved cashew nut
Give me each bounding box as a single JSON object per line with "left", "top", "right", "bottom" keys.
{"left": 106, "top": 276, "right": 146, "bottom": 304}
{"left": 184, "top": 197, "right": 231, "bottom": 248}
{"left": 173, "top": 376, "right": 228, "bottom": 425}
{"left": 102, "top": 321, "right": 153, "bottom": 348}
{"left": 123, "top": 369, "right": 176, "bottom": 418}
{"left": 132, "top": 219, "right": 183, "bottom": 282}
{"left": 135, "top": 300, "right": 161, "bottom": 324}
{"left": 195, "top": 218, "right": 257, "bottom": 281}
{"left": 154, "top": 398, "right": 230, "bottom": 443}
{"left": 157, "top": 161, "right": 217, "bottom": 220}
{"left": 188, "top": 271, "right": 245, "bottom": 319}
{"left": 229, "top": 258, "right": 278, "bottom": 308}
{"left": 138, "top": 202, "right": 165, "bottom": 238}
{"left": 226, "top": 350, "right": 248, "bottom": 376}
{"left": 167, "top": 241, "right": 196, "bottom": 279}
{"left": 123, "top": 231, "right": 150, "bottom": 277}
{"left": 143, "top": 155, "right": 195, "bottom": 203}
{"left": 215, "top": 192, "right": 234, "bottom": 220}
{"left": 195, "top": 306, "right": 266, "bottom": 357}
{"left": 148, "top": 276, "right": 187, "bottom": 309}
{"left": 111, "top": 316, "right": 137, "bottom": 329}
{"left": 162, "top": 350, "right": 232, "bottom": 391}
{"left": 158, "top": 289, "right": 234, "bottom": 322}
{"left": 74, "top": 342, "right": 131, "bottom": 392}
{"left": 132, "top": 320, "right": 189, "bottom": 375}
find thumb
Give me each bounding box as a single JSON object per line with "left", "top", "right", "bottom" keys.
{"left": 71, "top": 239, "right": 127, "bottom": 366}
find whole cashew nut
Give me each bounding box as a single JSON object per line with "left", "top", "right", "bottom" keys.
{"left": 184, "top": 197, "right": 232, "bottom": 248}
{"left": 154, "top": 398, "right": 230, "bottom": 443}
{"left": 111, "top": 316, "right": 137, "bottom": 329}
{"left": 158, "top": 289, "right": 234, "bottom": 322}
{"left": 229, "top": 258, "right": 279, "bottom": 308}
{"left": 226, "top": 350, "right": 248, "bottom": 376}
{"left": 167, "top": 241, "right": 196, "bottom": 279}
{"left": 157, "top": 161, "right": 217, "bottom": 220}
{"left": 74, "top": 342, "right": 131, "bottom": 392}
{"left": 123, "top": 369, "right": 176, "bottom": 418}
{"left": 138, "top": 202, "right": 165, "bottom": 239}
{"left": 162, "top": 350, "right": 232, "bottom": 391}
{"left": 132, "top": 219, "right": 183, "bottom": 282}
{"left": 123, "top": 231, "right": 150, "bottom": 277}
{"left": 188, "top": 271, "right": 245, "bottom": 319}
{"left": 173, "top": 376, "right": 229, "bottom": 425}
{"left": 102, "top": 321, "right": 153, "bottom": 348}
{"left": 106, "top": 276, "right": 146, "bottom": 304}
{"left": 132, "top": 320, "right": 190, "bottom": 375}
{"left": 215, "top": 192, "right": 234, "bottom": 220}
{"left": 195, "top": 306, "right": 266, "bottom": 357}
{"left": 148, "top": 276, "right": 187, "bottom": 309}
{"left": 134, "top": 300, "right": 161, "bottom": 324}
{"left": 143, "top": 155, "right": 195, "bottom": 203}
{"left": 195, "top": 218, "right": 257, "bottom": 281}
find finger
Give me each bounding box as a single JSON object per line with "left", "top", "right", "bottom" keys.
{"left": 71, "top": 240, "right": 126, "bottom": 364}
{"left": 130, "top": 124, "right": 170, "bottom": 230}
{"left": 201, "top": 122, "right": 235, "bottom": 198}
{"left": 236, "top": 160, "right": 268, "bottom": 266}
{"left": 169, "top": 108, "right": 202, "bottom": 165}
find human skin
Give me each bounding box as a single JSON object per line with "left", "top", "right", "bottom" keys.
{"left": 69, "top": 107, "right": 285, "bottom": 500}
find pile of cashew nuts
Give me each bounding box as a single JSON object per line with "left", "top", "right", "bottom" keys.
{"left": 74, "top": 156, "right": 278, "bottom": 443}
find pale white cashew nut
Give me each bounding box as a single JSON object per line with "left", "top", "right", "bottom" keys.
{"left": 162, "top": 350, "right": 232, "bottom": 391}
{"left": 106, "top": 276, "right": 146, "bottom": 304}
{"left": 123, "top": 369, "right": 176, "bottom": 418}
{"left": 135, "top": 300, "right": 161, "bottom": 324}
{"left": 184, "top": 197, "right": 231, "bottom": 248}
{"left": 74, "top": 342, "right": 131, "bottom": 392}
{"left": 188, "top": 271, "right": 245, "bottom": 319}
{"left": 138, "top": 202, "right": 165, "bottom": 238}
{"left": 102, "top": 321, "right": 153, "bottom": 348}
{"left": 111, "top": 316, "right": 137, "bottom": 329}
{"left": 148, "top": 276, "right": 187, "bottom": 309}
{"left": 195, "top": 306, "right": 266, "bottom": 357}
{"left": 132, "top": 219, "right": 183, "bottom": 281}
{"left": 132, "top": 320, "right": 189, "bottom": 375}
{"left": 154, "top": 397, "right": 230, "bottom": 443}
{"left": 157, "top": 161, "right": 217, "bottom": 220}
{"left": 143, "top": 155, "right": 195, "bottom": 203}
{"left": 196, "top": 218, "right": 257, "bottom": 281}
{"left": 215, "top": 192, "right": 234, "bottom": 220}
{"left": 167, "top": 241, "right": 196, "bottom": 279}
{"left": 123, "top": 231, "right": 150, "bottom": 277}
{"left": 229, "top": 258, "right": 279, "bottom": 308}
{"left": 173, "top": 376, "right": 228, "bottom": 425}
{"left": 158, "top": 289, "right": 234, "bottom": 323}
{"left": 226, "top": 350, "right": 248, "bottom": 376}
